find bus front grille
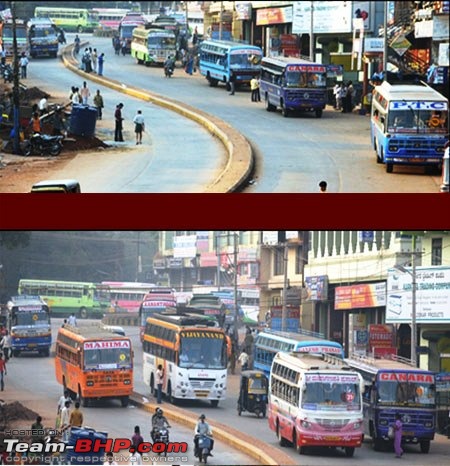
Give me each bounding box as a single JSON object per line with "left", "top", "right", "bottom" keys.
{"left": 189, "top": 378, "right": 215, "bottom": 390}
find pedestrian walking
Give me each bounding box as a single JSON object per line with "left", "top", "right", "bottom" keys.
{"left": 0, "top": 330, "right": 12, "bottom": 361}
{"left": 319, "top": 180, "right": 328, "bottom": 192}
{"left": 98, "top": 53, "right": 105, "bottom": 76}
{"left": 250, "top": 77, "right": 260, "bottom": 102}
{"left": 237, "top": 350, "right": 249, "bottom": 371}
{"left": 29, "top": 112, "right": 41, "bottom": 134}
{"left": 69, "top": 401, "right": 84, "bottom": 428}
{"left": 337, "top": 83, "right": 346, "bottom": 111}
{"left": 91, "top": 48, "right": 98, "bottom": 73}
{"left": 156, "top": 364, "right": 164, "bottom": 404}
{"left": 60, "top": 400, "right": 71, "bottom": 442}
{"left": 31, "top": 416, "right": 45, "bottom": 443}
{"left": 0, "top": 353, "right": 6, "bottom": 391}
{"left": 113, "top": 36, "right": 120, "bottom": 55}
{"left": 121, "top": 39, "right": 127, "bottom": 56}
{"left": 185, "top": 54, "right": 194, "bottom": 75}
{"left": 345, "top": 80, "right": 354, "bottom": 113}
{"left": 19, "top": 52, "right": 29, "bottom": 79}
{"left": 229, "top": 71, "right": 236, "bottom": 95}
{"left": 68, "top": 313, "right": 77, "bottom": 326}
{"left": 93, "top": 90, "right": 104, "bottom": 120}
{"left": 333, "top": 81, "right": 340, "bottom": 109}
{"left": 393, "top": 412, "right": 403, "bottom": 458}
{"left": 131, "top": 425, "right": 143, "bottom": 450}
{"left": 70, "top": 87, "right": 81, "bottom": 105}
{"left": 57, "top": 390, "right": 72, "bottom": 421}
{"left": 114, "top": 103, "right": 124, "bottom": 142}
{"left": 52, "top": 107, "right": 66, "bottom": 136}
{"left": 80, "top": 81, "right": 90, "bottom": 105}
{"left": 133, "top": 110, "right": 145, "bottom": 144}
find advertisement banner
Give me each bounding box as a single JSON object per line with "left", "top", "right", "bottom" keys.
{"left": 173, "top": 235, "right": 197, "bottom": 258}
{"left": 305, "top": 276, "right": 328, "bottom": 301}
{"left": 256, "top": 6, "right": 293, "bottom": 26}
{"left": 292, "top": 1, "right": 352, "bottom": 34}
{"left": 335, "top": 282, "right": 386, "bottom": 310}
{"left": 199, "top": 252, "right": 217, "bottom": 267}
{"left": 235, "top": 2, "right": 252, "bottom": 21}
{"left": 369, "top": 324, "right": 395, "bottom": 350}
{"left": 386, "top": 267, "right": 450, "bottom": 323}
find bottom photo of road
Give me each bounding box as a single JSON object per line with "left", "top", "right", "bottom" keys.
{"left": 0, "top": 230, "right": 449, "bottom": 466}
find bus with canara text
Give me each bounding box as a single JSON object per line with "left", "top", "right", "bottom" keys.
{"left": 260, "top": 56, "right": 327, "bottom": 118}
{"left": 254, "top": 329, "right": 344, "bottom": 376}
{"left": 345, "top": 353, "right": 436, "bottom": 453}
{"left": 199, "top": 39, "right": 262, "bottom": 90}
{"left": 370, "top": 79, "right": 448, "bottom": 173}
{"left": 269, "top": 352, "right": 364, "bottom": 457}
{"left": 143, "top": 313, "right": 231, "bottom": 406}
{"left": 55, "top": 324, "right": 133, "bottom": 407}
{"left": 7, "top": 295, "right": 51, "bottom": 357}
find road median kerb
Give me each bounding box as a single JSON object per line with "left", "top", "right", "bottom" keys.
{"left": 130, "top": 392, "right": 297, "bottom": 465}
{"left": 61, "top": 46, "right": 253, "bottom": 193}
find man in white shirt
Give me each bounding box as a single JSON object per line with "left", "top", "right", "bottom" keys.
{"left": 60, "top": 400, "right": 71, "bottom": 442}
{"left": 68, "top": 313, "right": 77, "bottom": 326}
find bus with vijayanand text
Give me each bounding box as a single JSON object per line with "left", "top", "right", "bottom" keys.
{"left": 370, "top": 79, "right": 448, "bottom": 173}
{"left": 345, "top": 353, "right": 436, "bottom": 453}
{"left": 199, "top": 39, "right": 262, "bottom": 90}
{"left": 269, "top": 352, "right": 364, "bottom": 457}
{"left": 18, "top": 279, "right": 111, "bottom": 319}
{"left": 131, "top": 26, "right": 177, "bottom": 66}
{"left": 143, "top": 313, "right": 231, "bottom": 406}
{"left": 55, "top": 324, "right": 133, "bottom": 407}
{"left": 34, "top": 7, "right": 99, "bottom": 33}
{"left": 7, "top": 295, "right": 51, "bottom": 357}
{"left": 260, "top": 56, "right": 327, "bottom": 118}
{"left": 254, "top": 329, "right": 344, "bottom": 376}
{"left": 27, "top": 17, "right": 59, "bottom": 58}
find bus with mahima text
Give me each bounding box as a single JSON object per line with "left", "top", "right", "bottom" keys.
{"left": 143, "top": 313, "right": 231, "bottom": 406}
{"left": 199, "top": 39, "right": 262, "bottom": 90}
{"left": 55, "top": 324, "right": 133, "bottom": 407}
{"left": 345, "top": 353, "right": 436, "bottom": 453}
{"left": 260, "top": 56, "right": 327, "bottom": 118}
{"left": 101, "top": 281, "right": 154, "bottom": 313}
{"left": 27, "top": 18, "right": 59, "bottom": 58}
{"left": 254, "top": 329, "right": 344, "bottom": 376}
{"left": 131, "top": 26, "right": 177, "bottom": 66}
{"left": 18, "top": 279, "right": 111, "bottom": 319}
{"left": 269, "top": 352, "right": 364, "bottom": 457}
{"left": 370, "top": 79, "right": 448, "bottom": 173}
{"left": 34, "top": 7, "right": 99, "bottom": 33}
{"left": 7, "top": 295, "right": 51, "bottom": 357}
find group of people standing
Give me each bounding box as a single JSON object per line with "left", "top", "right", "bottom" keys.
{"left": 74, "top": 36, "right": 105, "bottom": 76}
{"left": 333, "top": 81, "right": 355, "bottom": 113}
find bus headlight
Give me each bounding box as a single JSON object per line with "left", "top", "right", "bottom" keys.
{"left": 424, "top": 421, "right": 433, "bottom": 428}
{"left": 86, "top": 381, "right": 94, "bottom": 386}
{"left": 123, "top": 379, "right": 131, "bottom": 385}
{"left": 352, "top": 421, "right": 363, "bottom": 429}
{"left": 300, "top": 420, "right": 311, "bottom": 429}
{"left": 389, "top": 145, "right": 399, "bottom": 152}
{"left": 379, "top": 419, "right": 388, "bottom": 426}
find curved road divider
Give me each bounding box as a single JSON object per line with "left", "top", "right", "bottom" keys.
{"left": 60, "top": 44, "right": 254, "bottom": 193}
{"left": 130, "top": 392, "right": 297, "bottom": 466}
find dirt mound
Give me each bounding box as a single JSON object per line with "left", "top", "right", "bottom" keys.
{"left": 23, "top": 86, "right": 50, "bottom": 101}
{"left": 62, "top": 135, "right": 109, "bottom": 152}
{"left": 2, "top": 401, "right": 39, "bottom": 422}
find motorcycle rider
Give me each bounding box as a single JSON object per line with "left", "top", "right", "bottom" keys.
{"left": 151, "top": 408, "right": 171, "bottom": 442}
{"left": 194, "top": 414, "right": 214, "bottom": 457}
{"left": 164, "top": 55, "right": 175, "bottom": 77}
{"left": 74, "top": 35, "right": 80, "bottom": 55}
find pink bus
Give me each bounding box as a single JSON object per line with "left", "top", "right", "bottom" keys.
{"left": 101, "top": 281, "right": 155, "bottom": 313}
{"left": 92, "top": 8, "right": 129, "bottom": 31}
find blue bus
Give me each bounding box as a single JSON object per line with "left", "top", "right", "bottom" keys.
{"left": 199, "top": 39, "right": 262, "bottom": 90}
{"left": 345, "top": 353, "right": 436, "bottom": 453}
{"left": 260, "top": 56, "right": 327, "bottom": 118}
{"left": 371, "top": 80, "right": 448, "bottom": 173}
{"left": 27, "top": 17, "right": 59, "bottom": 58}
{"left": 254, "top": 329, "right": 344, "bottom": 376}
{"left": 7, "top": 295, "right": 51, "bottom": 357}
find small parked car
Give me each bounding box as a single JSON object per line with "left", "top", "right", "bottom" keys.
{"left": 30, "top": 179, "right": 81, "bottom": 193}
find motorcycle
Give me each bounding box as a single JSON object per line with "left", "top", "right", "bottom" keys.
{"left": 164, "top": 64, "right": 174, "bottom": 78}
{"left": 151, "top": 427, "right": 170, "bottom": 456}
{"left": 195, "top": 434, "right": 213, "bottom": 464}
{"left": 1, "top": 63, "right": 13, "bottom": 83}
{"left": 22, "top": 133, "right": 64, "bottom": 157}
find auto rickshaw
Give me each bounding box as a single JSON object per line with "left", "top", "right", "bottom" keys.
{"left": 237, "top": 370, "right": 268, "bottom": 418}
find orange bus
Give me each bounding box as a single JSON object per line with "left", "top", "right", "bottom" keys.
{"left": 55, "top": 324, "right": 133, "bottom": 407}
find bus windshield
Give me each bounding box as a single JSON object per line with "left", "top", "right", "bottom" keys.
{"left": 29, "top": 26, "right": 57, "bottom": 38}
{"left": 3, "top": 28, "right": 27, "bottom": 39}
{"left": 286, "top": 71, "right": 327, "bottom": 88}
{"left": 302, "top": 373, "right": 362, "bottom": 411}
{"left": 13, "top": 311, "right": 49, "bottom": 326}
{"left": 84, "top": 342, "right": 132, "bottom": 369}
{"left": 376, "top": 379, "right": 436, "bottom": 408}
{"left": 180, "top": 334, "right": 227, "bottom": 369}
{"left": 230, "top": 51, "right": 261, "bottom": 67}
{"left": 148, "top": 35, "right": 176, "bottom": 48}
{"left": 388, "top": 109, "right": 448, "bottom": 133}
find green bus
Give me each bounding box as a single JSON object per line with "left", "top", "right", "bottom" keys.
{"left": 34, "top": 6, "right": 99, "bottom": 33}
{"left": 17, "top": 279, "right": 111, "bottom": 319}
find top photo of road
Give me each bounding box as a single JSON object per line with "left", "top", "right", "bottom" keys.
{"left": 0, "top": 1, "right": 448, "bottom": 193}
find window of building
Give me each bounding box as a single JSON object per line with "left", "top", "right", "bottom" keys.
{"left": 295, "top": 246, "right": 303, "bottom": 274}
{"left": 431, "top": 238, "right": 442, "bottom": 265}
{"left": 274, "top": 248, "right": 284, "bottom": 276}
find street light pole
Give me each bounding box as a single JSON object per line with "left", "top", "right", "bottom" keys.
{"left": 281, "top": 242, "right": 288, "bottom": 332}
{"left": 411, "top": 235, "right": 417, "bottom": 367}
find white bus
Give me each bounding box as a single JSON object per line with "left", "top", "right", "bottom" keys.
{"left": 268, "top": 352, "right": 364, "bottom": 457}
{"left": 142, "top": 313, "right": 231, "bottom": 407}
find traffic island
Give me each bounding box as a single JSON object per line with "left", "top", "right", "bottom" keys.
{"left": 130, "top": 392, "right": 297, "bottom": 466}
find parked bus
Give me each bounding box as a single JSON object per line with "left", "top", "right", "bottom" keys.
{"left": 91, "top": 8, "right": 129, "bottom": 31}
{"left": 55, "top": 324, "right": 133, "bottom": 407}
{"left": 27, "top": 17, "right": 59, "bottom": 58}
{"left": 345, "top": 353, "right": 436, "bottom": 453}
{"left": 370, "top": 79, "right": 448, "bottom": 173}
{"left": 238, "top": 288, "right": 260, "bottom": 324}
{"left": 143, "top": 313, "right": 230, "bottom": 406}
{"left": 268, "top": 352, "right": 364, "bottom": 457}
{"left": 188, "top": 293, "right": 227, "bottom": 327}
{"left": 7, "top": 295, "right": 51, "bottom": 357}
{"left": 254, "top": 329, "right": 344, "bottom": 376}
{"left": 17, "top": 279, "right": 111, "bottom": 319}
{"left": 1, "top": 19, "right": 28, "bottom": 57}
{"left": 118, "top": 12, "right": 148, "bottom": 53}
{"left": 138, "top": 286, "right": 177, "bottom": 339}
{"left": 199, "top": 39, "right": 263, "bottom": 90}
{"left": 101, "top": 281, "right": 154, "bottom": 313}
{"left": 34, "top": 6, "right": 99, "bottom": 33}
{"left": 260, "top": 56, "right": 327, "bottom": 118}
{"left": 131, "top": 26, "right": 177, "bottom": 66}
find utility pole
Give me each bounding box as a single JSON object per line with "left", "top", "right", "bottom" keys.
{"left": 383, "top": 0, "right": 388, "bottom": 78}
{"left": 411, "top": 234, "right": 417, "bottom": 367}
{"left": 233, "top": 233, "right": 239, "bottom": 345}
{"left": 219, "top": 1, "right": 223, "bottom": 40}
{"left": 281, "top": 242, "right": 289, "bottom": 332}
{"left": 309, "top": 1, "right": 314, "bottom": 61}
{"left": 216, "top": 231, "right": 221, "bottom": 291}
{"left": 10, "top": 1, "right": 21, "bottom": 155}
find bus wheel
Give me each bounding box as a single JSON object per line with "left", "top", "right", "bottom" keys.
{"left": 276, "top": 421, "right": 289, "bottom": 447}
{"left": 167, "top": 383, "right": 174, "bottom": 404}
{"left": 265, "top": 96, "right": 275, "bottom": 112}
{"left": 77, "top": 25, "right": 83, "bottom": 33}
{"left": 375, "top": 141, "right": 382, "bottom": 163}
{"left": 315, "top": 109, "right": 323, "bottom": 118}
{"left": 121, "top": 396, "right": 129, "bottom": 407}
{"left": 78, "top": 388, "right": 89, "bottom": 407}
{"left": 345, "top": 447, "right": 355, "bottom": 457}
{"left": 210, "top": 400, "right": 219, "bottom": 407}
{"left": 281, "top": 101, "right": 289, "bottom": 118}
{"left": 386, "top": 162, "right": 393, "bottom": 173}
{"left": 43, "top": 348, "right": 50, "bottom": 357}
{"left": 420, "top": 440, "right": 430, "bottom": 453}
{"left": 373, "top": 437, "right": 383, "bottom": 451}
{"left": 13, "top": 350, "right": 20, "bottom": 357}
{"left": 79, "top": 307, "right": 88, "bottom": 319}
{"left": 150, "top": 375, "right": 155, "bottom": 397}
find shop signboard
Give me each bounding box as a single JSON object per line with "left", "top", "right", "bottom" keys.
{"left": 364, "top": 37, "right": 384, "bottom": 53}
{"left": 235, "top": 2, "right": 252, "bottom": 21}
{"left": 390, "top": 34, "right": 411, "bottom": 57}
{"left": 386, "top": 266, "right": 450, "bottom": 323}
{"left": 292, "top": 1, "right": 352, "bottom": 34}
{"left": 335, "top": 282, "right": 386, "bottom": 310}
{"left": 256, "top": 6, "right": 293, "bottom": 26}
{"left": 173, "top": 235, "right": 197, "bottom": 258}
{"left": 369, "top": 324, "right": 395, "bottom": 352}
{"left": 436, "top": 372, "right": 450, "bottom": 392}
{"left": 305, "top": 275, "right": 328, "bottom": 301}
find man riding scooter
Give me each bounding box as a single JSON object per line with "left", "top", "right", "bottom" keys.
{"left": 164, "top": 55, "right": 175, "bottom": 78}
{"left": 194, "top": 414, "right": 214, "bottom": 458}
{"left": 151, "top": 408, "right": 171, "bottom": 442}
